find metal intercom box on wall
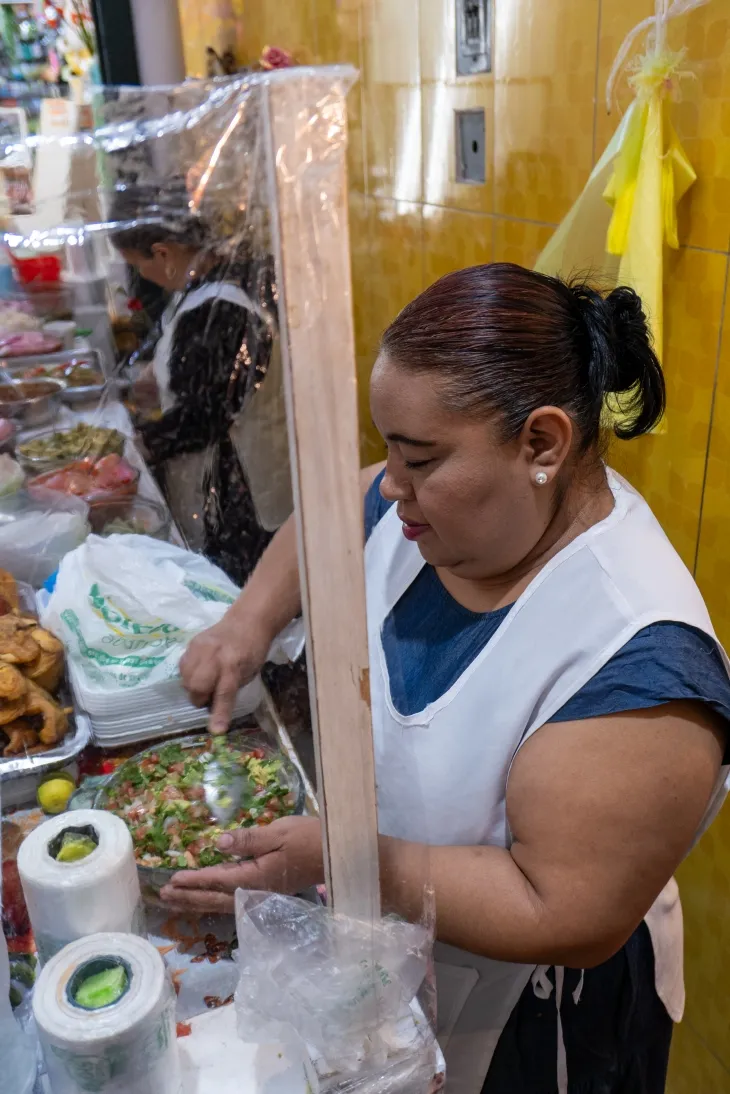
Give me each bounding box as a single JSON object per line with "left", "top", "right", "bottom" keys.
{"left": 455, "top": 108, "right": 486, "bottom": 184}
{"left": 456, "top": 0, "right": 492, "bottom": 76}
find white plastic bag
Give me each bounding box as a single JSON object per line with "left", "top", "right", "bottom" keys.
{"left": 42, "top": 534, "right": 242, "bottom": 695}
{"left": 234, "top": 891, "right": 439, "bottom": 1093}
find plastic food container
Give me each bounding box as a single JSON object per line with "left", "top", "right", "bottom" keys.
{"left": 93, "top": 732, "right": 306, "bottom": 902}
{"left": 87, "top": 497, "right": 171, "bottom": 540}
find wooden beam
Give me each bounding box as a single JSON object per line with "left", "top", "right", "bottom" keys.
{"left": 266, "top": 70, "right": 381, "bottom": 922}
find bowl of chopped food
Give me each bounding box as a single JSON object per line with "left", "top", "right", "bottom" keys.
{"left": 0, "top": 380, "right": 66, "bottom": 429}
{"left": 87, "top": 497, "right": 171, "bottom": 540}
{"left": 17, "top": 423, "right": 125, "bottom": 474}
{"left": 27, "top": 453, "right": 139, "bottom": 504}
{"left": 93, "top": 733, "right": 305, "bottom": 900}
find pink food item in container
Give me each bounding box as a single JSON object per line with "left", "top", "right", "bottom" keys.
{"left": 28, "top": 453, "right": 140, "bottom": 503}
{"left": 0, "top": 332, "right": 62, "bottom": 358}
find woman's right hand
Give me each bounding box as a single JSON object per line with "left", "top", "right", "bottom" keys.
{"left": 180, "top": 614, "right": 271, "bottom": 734}
{"left": 131, "top": 362, "right": 160, "bottom": 410}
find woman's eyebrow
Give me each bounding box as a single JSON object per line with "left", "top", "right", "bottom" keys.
{"left": 385, "top": 433, "right": 436, "bottom": 447}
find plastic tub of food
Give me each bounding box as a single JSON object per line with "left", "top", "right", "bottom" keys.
{"left": 93, "top": 732, "right": 305, "bottom": 902}
{"left": 17, "top": 423, "right": 126, "bottom": 474}
{"left": 87, "top": 497, "right": 171, "bottom": 540}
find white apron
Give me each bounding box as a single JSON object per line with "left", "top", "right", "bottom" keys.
{"left": 364, "top": 470, "right": 730, "bottom": 1094}
{"left": 150, "top": 281, "right": 292, "bottom": 547}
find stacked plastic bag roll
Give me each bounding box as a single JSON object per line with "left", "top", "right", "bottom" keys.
{"left": 33, "top": 932, "right": 182, "bottom": 1094}
{"left": 17, "top": 809, "right": 144, "bottom": 965}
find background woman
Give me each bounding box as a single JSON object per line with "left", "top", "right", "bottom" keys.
{"left": 110, "top": 179, "right": 292, "bottom": 586}
{"left": 171, "top": 264, "right": 730, "bottom": 1094}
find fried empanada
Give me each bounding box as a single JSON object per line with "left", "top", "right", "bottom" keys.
{"left": 0, "top": 694, "right": 28, "bottom": 726}
{"left": 0, "top": 663, "right": 27, "bottom": 702}
{"left": 3, "top": 719, "right": 38, "bottom": 756}
{"left": 25, "top": 650, "right": 64, "bottom": 694}
{"left": 0, "top": 622, "right": 40, "bottom": 665}
{"left": 25, "top": 681, "right": 68, "bottom": 746}
{"left": 29, "top": 628, "right": 63, "bottom": 655}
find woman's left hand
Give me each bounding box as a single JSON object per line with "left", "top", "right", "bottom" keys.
{"left": 159, "top": 816, "right": 324, "bottom": 915}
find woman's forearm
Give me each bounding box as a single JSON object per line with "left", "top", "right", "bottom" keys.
{"left": 228, "top": 514, "right": 302, "bottom": 648}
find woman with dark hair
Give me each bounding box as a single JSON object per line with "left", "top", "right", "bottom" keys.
{"left": 109, "top": 180, "right": 292, "bottom": 585}
{"left": 169, "top": 264, "right": 730, "bottom": 1094}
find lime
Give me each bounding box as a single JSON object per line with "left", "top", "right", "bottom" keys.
{"left": 74, "top": 965, "right": 128, "bottom": 1009}
{"left": 55, "top": 835, "right": 96, "bottom": 863}
{"left": 37, "top": 777, "right": 75, "bottom": 815}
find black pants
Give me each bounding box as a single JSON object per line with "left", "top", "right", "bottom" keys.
{"left": 482, "top": 924, "right": 672, "bottom": 1094}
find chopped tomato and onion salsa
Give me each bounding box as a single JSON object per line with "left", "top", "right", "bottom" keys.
{"left": 104, "top": 739, "right": 294, "bottom": 870}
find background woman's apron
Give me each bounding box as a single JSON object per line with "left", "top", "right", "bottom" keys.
{"left": 364, "top": 471, "right": 730, "bottom": 1094}
{"left": 150, "top": 281, "right": 292, "bottom": 550}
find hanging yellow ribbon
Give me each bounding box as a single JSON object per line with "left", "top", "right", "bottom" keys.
{"left": 603, "top": 49, "right": 696, "bottom": 313}
{"left": 600, "top": 47, "right": 696, "bottom": 430}
{"left": 535, "top": 4, "right": 711, "bottom": 438}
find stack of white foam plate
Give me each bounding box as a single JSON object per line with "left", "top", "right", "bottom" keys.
{"left": 65, "top": 659, "right": 264, "bottom": 747}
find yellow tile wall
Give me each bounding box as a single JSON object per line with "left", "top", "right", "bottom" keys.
{"left": 180, "top": 1, "right": 730, "bottom": 1086}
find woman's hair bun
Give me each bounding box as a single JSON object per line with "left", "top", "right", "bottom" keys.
{"left": 570, "top": 281, "right": 666, "bottom": 440}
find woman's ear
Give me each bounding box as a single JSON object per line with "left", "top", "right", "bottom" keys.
{"left": 520, "top": 406, "right": 574, "bottom": 481}
{"left": 150, "top": 242, "right": 170, "bottom": 262}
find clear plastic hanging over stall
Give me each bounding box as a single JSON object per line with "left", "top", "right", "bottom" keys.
{"left": 0, "top": 68, "right": 444, "bottom": 1094}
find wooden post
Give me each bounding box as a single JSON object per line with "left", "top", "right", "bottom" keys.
{"left": 265, "top": 70, "right": 381, "bottom": 923}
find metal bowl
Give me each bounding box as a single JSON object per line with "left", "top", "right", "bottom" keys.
{"left": 87, "top": 497, "right": 172, "bottom": 540}
{"left": 0, "top": 379, "right": 65, "bottom": 429}
{"left": 61, "top": 381, "right": 107, "bottom": 406}
{"left": 92, "top": 731, "right": 306, "bottom": 904}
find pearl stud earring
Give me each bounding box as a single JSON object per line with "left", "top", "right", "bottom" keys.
{"left": 535, "top": 471, "right": 548, "bottom": 486}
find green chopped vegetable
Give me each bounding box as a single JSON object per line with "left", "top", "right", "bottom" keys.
{"left": 74, "top": 965, "right": 128, "bottom": 1009}
{"left": 19, "top": 423, "right": 124, "bottom": 464}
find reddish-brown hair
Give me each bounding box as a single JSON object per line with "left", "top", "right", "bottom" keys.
{"left": 380, "top": 263, "right": 665, "bottom": 451}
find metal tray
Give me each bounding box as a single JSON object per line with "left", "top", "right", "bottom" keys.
{"left": 3, "top": 348, "right": 104, "bottom": 374}
{"left": 0, "top": 708, "right": 91, "bottom": 781}
{"left": 0, "top": 584, "right": 92, "bottom": 781}
{"left": 3, "top": 348, "right": 120, "bottom": 407}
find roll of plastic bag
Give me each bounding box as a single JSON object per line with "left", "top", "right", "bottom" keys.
{"left": 33, "top": 932, "right": 182, "bottom": 1094}
{"left": 17, "top": 810, "right": 144, "bottom": 966}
